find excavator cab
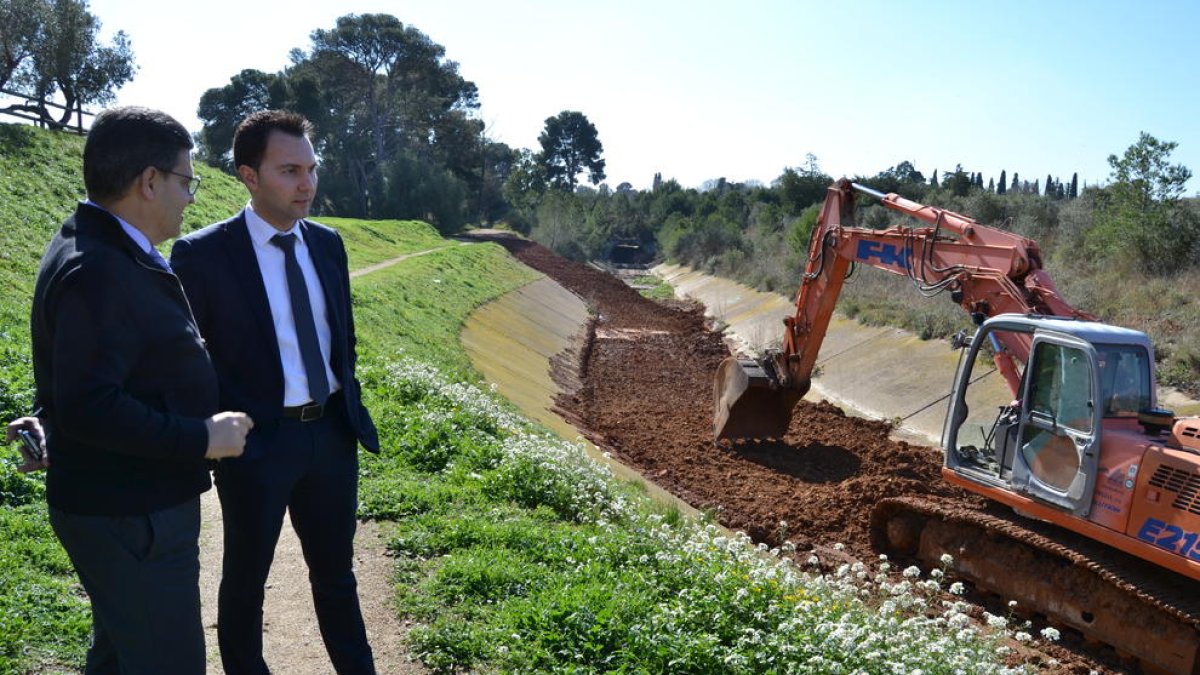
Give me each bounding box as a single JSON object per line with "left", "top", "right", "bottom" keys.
{"left": 944, "top": 314, "right": 1154, "bottom": 516}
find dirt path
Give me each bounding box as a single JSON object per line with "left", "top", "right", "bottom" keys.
{"left": 349, "top": 242, "right": 468, "bottom": 279}
{"left": 466, "top": 232, "right": 1132, "bottom": 675}
{"left": 198, "top": 488, "right": 423, "bottom": 674}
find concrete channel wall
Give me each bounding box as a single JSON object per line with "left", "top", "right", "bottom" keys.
{"left": 653, "top": 263, "right": 1200, "bottom": 428}
{"left": 462, "top": 263, "right": 1199, "bottom": 498}
{"left": 460, "top": 276, "right": 702, "bottom": 515}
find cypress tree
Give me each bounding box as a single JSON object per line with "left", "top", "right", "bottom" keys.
{"left": 930, "top": 169, "right": 939, "bottom": 187}
{"left": 1069, "top": 173, "right": 1078, "bottom": 199}
{"left": 988, "top": 177, "right": 995, "bottom": 192}
{"left": 998, "top": 170, "right": 1007, "bottom": 195}
{"left": 1011, "top": 172, "right": 1019, "bottom": 193}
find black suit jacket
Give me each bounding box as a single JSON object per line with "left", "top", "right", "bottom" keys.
{"left": 31, "top": 203, "right": 218, "bottom": 515}
{"left": 170, "top": 211, "right": 379, "bottom": 457}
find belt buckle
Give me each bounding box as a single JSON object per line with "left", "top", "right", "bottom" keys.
{"left": 299, "top": 403, "right": 323, "bottom": 422}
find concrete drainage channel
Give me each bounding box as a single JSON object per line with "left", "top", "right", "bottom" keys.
{"left": 462, "top": 261, "right": 1199, "bottom": 504}
{"left": 460, "top": 276, "right": 702, "bottom": 517}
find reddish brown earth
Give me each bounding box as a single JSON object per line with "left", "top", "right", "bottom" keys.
{"left": 465, "top": 232, "right": 1144, "bottom": 674}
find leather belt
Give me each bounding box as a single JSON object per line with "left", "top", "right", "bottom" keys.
{"left": 281, "top": 401, "right": 325, "bottom": 421}
{"left": 281, "top": 391, "right": 341, "bottom": 422}
{"left": 278, "top": 398, "right": 321, "bottom": 420}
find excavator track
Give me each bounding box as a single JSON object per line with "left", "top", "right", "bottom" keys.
{"left": 870, "top": 496, "right": 1200, "bottom": 675}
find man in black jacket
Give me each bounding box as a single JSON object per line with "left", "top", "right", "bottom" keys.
{"left": 29, "top": 106, "right": 253, "bottom": 674}
{"left": 172, "top": 110, "right": 379, "bottom": 675}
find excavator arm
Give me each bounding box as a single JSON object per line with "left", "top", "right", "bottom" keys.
{"left": 714, "top": 178, "right": 1095, "bottom": 441}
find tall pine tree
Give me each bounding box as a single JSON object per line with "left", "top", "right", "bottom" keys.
{"left": 998, "top": 170, "right": 1007, "bottom": 194}
{"left": 1069, "top": 172, "right": 1078, "bottom": 199}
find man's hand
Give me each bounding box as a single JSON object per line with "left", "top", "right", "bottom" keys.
{"left": 6, "top": 416, "right": 49, "bottom": 473}
{"left": 204, "top": 412, "right": 254, "bottom": 460}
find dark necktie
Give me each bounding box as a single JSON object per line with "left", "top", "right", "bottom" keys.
{"left": 270, "top": 233, "right": 330, "bottom": 405}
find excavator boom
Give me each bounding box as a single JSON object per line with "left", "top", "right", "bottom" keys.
{"left": 714, "top": 179, "right": 1089, "bottom": 442}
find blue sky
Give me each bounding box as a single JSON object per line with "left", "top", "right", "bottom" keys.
{"left": 88, "top": 0, "right": 1200, "bottom": 193}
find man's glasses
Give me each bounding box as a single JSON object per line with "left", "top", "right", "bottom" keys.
{"left": 160, "top": 168, "right": 202, "bottom": 196}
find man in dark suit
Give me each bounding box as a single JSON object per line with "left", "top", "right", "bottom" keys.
{"left": 29, "top": 106, "right": 252, "bottom": 674}
{"left": 171, "top": 110, "right": 380, "bottom": 675}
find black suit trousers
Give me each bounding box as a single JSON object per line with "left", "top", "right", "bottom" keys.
{"left": 214, "top": 399, "right": 374, "bottom": 675}
{"left": 50, "top": 498, "right": 204, "bottom": 675}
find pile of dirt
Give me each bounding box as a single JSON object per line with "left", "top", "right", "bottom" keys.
{"left": 483, "top": 234, "right": 978, "bottom": 554}
{"left": 470, "top": 232, "right": 1125, "bottom": 675}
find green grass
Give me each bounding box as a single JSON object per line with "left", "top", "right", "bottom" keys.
{"left": 351, "top": 244, "right": 540, "bottom": 380}
{"left": 353, "top": 359, "right": 1028, "bottom": 674}
{"left": 321, "top": 217, "right": 450, "bottom": 269}
{"left": 632, "top": 274, "right": 676, "bottom": 300}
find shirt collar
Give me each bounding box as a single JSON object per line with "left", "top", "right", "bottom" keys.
{"left": 245, "top": 202, "right": 304, "bottom": 248}
{"left": 83, "top": 199, "right": 154, "bottom": 255}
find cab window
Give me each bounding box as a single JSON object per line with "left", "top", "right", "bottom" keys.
{"left": 1027, "top": 342, "right": 1093, "bottom": 433}
{"left": 1096, "top": 345, "right": 1151, "bottom": 418}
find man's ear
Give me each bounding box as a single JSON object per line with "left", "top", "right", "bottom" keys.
{"left": 137, "top": 166, "right": 159, "bottom": 200}
{"left": 237, "top": 165, "right": 258, "bottom": 191}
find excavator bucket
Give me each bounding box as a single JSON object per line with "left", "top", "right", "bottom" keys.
{"left": 713, "top": 357, "right": 804, "bottom": 442}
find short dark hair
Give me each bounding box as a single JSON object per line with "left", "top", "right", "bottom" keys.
{"left": 233, "top": 110, "right": 314, "bottom": 171}
{"left": 83, "top": 106, "right": 193, "bottom": 203}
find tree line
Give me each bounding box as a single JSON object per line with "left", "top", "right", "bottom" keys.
{"left": 506, "top": 132, "right": 1197, "bottom": 283}
{"left": 194, "top": 14, "right": 608, "bottom": 235}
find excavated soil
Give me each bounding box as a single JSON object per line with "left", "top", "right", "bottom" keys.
{"left": 470, "top": 232, "right": 1134, "bottom": 675}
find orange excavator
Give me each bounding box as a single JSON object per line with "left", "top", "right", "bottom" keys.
{"left": 714, "top": 179, "right": 1200, "bottom": 674}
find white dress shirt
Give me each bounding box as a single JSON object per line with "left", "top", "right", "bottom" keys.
{"left": 244, "top": 205, "right": 341, "bottom": 406}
